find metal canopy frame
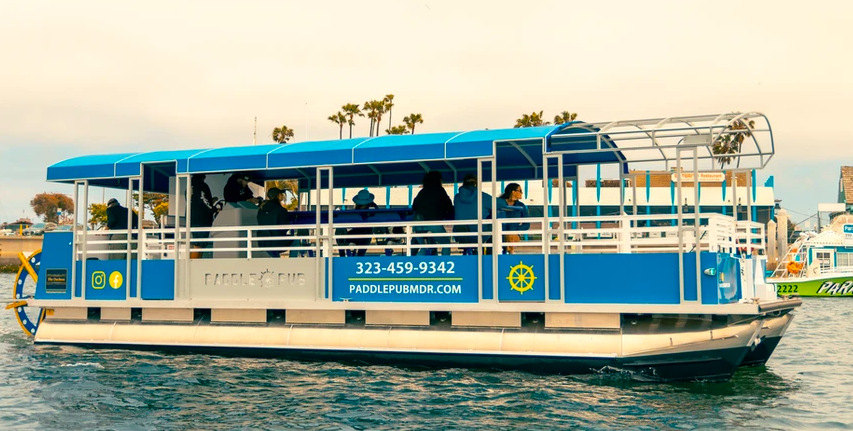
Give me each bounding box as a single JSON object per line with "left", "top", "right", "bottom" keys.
{"left": 549, "top": 112, "right": 774, "bottom": 172}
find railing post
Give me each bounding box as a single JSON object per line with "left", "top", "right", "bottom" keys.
{"left": 708, "top": 217, "right": 718, "bottom": 253}
{"left": 405, "top": 224, "right": 412, "bottom": 257}
{"left": 619, "top": 216, "right": 631, "bottom": 253}
{"left": 322, "top": 227, "right": 331, "bottom": 257}
{"left": 247, "top": 228, "right": 253, "bottom": 260}
{"left": 495, "top": 222, "right": 503, "bottom": 254}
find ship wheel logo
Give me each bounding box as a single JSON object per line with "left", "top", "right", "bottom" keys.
{"left": 506, "top": 261, "right": 537, "bottom": 294}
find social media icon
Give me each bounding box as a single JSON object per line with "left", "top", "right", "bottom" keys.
{"left": 92, "top": 271, "right": 106, "bottom": 289}
{"left": 109, "top": 271, "right": 123, "bottom": 289}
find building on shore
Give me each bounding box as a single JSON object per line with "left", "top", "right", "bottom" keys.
{"left": 0, "top": 218, "right": 33, "bottom": 234}
{"left": 839, "top": 166, "right": 853, "bottom": 213}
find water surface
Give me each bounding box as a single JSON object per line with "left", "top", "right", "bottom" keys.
{"left": 1, "top": 273, "right": 850, "bottom": 430}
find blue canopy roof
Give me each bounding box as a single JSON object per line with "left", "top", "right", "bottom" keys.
{"left": 46, "top": 124, "right": 626, "bottom": 190}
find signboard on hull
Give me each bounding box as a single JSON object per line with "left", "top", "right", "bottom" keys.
{"left": 844, "top": 224, "right": 853, "bottom": 246}
{"left": 332, "top": 255, "right": 479, "bottom": 302}
{"left": 498, "top": 254, "right": 545, "bottom": 301}
{"left": 189, "top": 258, "right": 319, "bottom": 300}
{"left": 84, "top": 260, "right": 131, "bottom": 300}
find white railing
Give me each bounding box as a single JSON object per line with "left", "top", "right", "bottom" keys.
{"left": 735, "top": 221, "right": 766, "bottom": 254}
{"left": 75, "top": 212, "right": 761, "bottom": 261}
{"left": 74, "top": 229, "right": 141, "bottom": 258}
{"left": 816, "top": 266, "right": 853, "bottom": 276}
{"left": 551, "top": 213, "right": 743, "bottom": 255}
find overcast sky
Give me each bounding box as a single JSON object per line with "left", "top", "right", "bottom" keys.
{"left": 0, "top": 0, "right": 850, "bottom": 224}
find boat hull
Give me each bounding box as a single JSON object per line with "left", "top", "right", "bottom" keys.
{"left": 770, "top": 274, "right": 853, "bottom": 297}
{"left": 36, "top": 341, "right": 751, "bottom": 382}
{"left": 740, "top": 312, "right": 794, "bottom": 367}
{"left": 34, "top": 315, "right": 766, "bottom": 382}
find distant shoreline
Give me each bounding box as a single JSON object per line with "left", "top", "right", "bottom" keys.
{"left": 0, "top": 265, "right": 17, "bottom": 273}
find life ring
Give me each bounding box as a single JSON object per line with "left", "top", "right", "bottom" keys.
{"left": 4, "top": 250, "right": 46, "bottom": 337}
{"left": 786, "top": 261, "right": 803, "bottom": 274}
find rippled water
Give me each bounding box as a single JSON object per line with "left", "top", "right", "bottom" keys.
{"left": 1, "top": 273, "right": 852, "bottom": 430}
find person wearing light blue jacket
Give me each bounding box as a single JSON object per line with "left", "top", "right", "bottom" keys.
{"left": 453, "top": 174, "right": 492, "bottom": 251}
{"left": 496, "top": 183, "right": 529, "bottom": 253}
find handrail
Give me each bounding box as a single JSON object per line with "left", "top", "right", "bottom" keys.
{"left": 76, "top": 211, "right": 756, "bottom": 260}
{"left": 815, "top": 266, "right": 853, "bottom": 276}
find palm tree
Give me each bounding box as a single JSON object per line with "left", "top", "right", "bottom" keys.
{"left": 530, "top": 110, "right": 549, "bottom": 126}
{"left": 403, "top": 113, "right": 424, "bottom": 134}
{"left": 712, "top": 119, "right": 756, "bottom": 168}
{"left": 372, "top": 99, "right": 386, "bottom": 137}
{"left": 553, "top": 111, "right": 578, "bottom": 125}
{"left": 363, "top": 100, "right": 379, "bottom": 137}
{"left": 514, "top": 111, "right": 549, "bottom": 128}
{"left": 328, "top": 112, "right": 347, "bottom": 140}
{"left": 342, "top": 103, "right": 363, "bottom": 139}
{"left": 271, "top": 125, "right": 295, "bottom": 143}
{"left": 384, "top": 94, "right": 395, "bottom": 133}
{"left": 386, "top": 125, "right": 409, "bottom": 135}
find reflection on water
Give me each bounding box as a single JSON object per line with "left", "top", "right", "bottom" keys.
{"left": 1, "top": 273, "right": 851, "bottom": 430}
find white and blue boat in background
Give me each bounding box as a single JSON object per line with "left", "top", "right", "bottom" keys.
{"left": 9, "top": 112, "right": 800, "bottom": 381}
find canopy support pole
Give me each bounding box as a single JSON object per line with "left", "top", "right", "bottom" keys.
{"left": 81, "top": 180, "right": 89, "bottom": 301}
{"left": 126, "top": 178, "right": 134, "bottom": 300}
{"left": 676, "top": 149, "right": 684, "bottom": 304}
{"left": 70, "top": 181, "right": 80, "bottom": 300}
{"left": 557, "top": 155, "right": 566, "bottom": 301}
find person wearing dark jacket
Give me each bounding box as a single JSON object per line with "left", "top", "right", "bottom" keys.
{"left": 106, "top": 198, "right": 138, "bottom": 260}
{"left": 412, "top": 171, "right": 453, "bottom": 256}
{"left": 338, "top": 189, "right": 379, "bottom": 257}
{"left": 256, "top": 188, "right": 291, "bottom": 257}
{"left": 224, "top": 173, "right": 259, "bottom": 204}
{"left": 190, "top": 174, "right": 218, "bottom": 257}
{"left": 106, "top": 198, "right": 138, "bottom": 230}
{"left": 453, "top": 174, "right": 492, "bottom": 252}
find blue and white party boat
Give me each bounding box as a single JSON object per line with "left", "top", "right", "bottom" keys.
{"left": 8, "top": 112, "right": 799, "bottom": 381}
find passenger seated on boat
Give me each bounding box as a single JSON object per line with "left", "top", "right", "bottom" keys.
{"left": 496, "top": 183, "right": 529, "bottom": 254}
{"left": 412, "top": 171, "right": 454, "bottom": 256}
{"left": 366, "top": 211, "right": 404, "bottom": 256}
{"left": 190, "top": 174, "right": 218, "bottom": 258}
{"left": 256, "top": 188, "right": 292, "bottom": 258}
{"left": 224, "top": 173, "right": 259, "bottom": 204}
{"left": 336, "top": 190, "right": 380, "bottom": 257}
{"left": 106, "top": 197, "right": 139, "bottom": 260}
{"left": 453, "top": 174, "right": 493, "bottom": 255}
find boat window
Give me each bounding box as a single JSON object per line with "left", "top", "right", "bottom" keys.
{"left": 837, "top": 252, "right": 853, "bottom": 268}
{"left": 815, "top": 251, "right": 833, "bottom": 271}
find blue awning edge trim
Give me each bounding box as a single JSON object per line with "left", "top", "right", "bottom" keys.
{"left": 46, "top": 124, "right": 625, "bottom": 184}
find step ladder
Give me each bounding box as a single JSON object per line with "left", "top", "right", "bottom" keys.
{"left": 770, "top": 234, "right": 810, "bottom": 278}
